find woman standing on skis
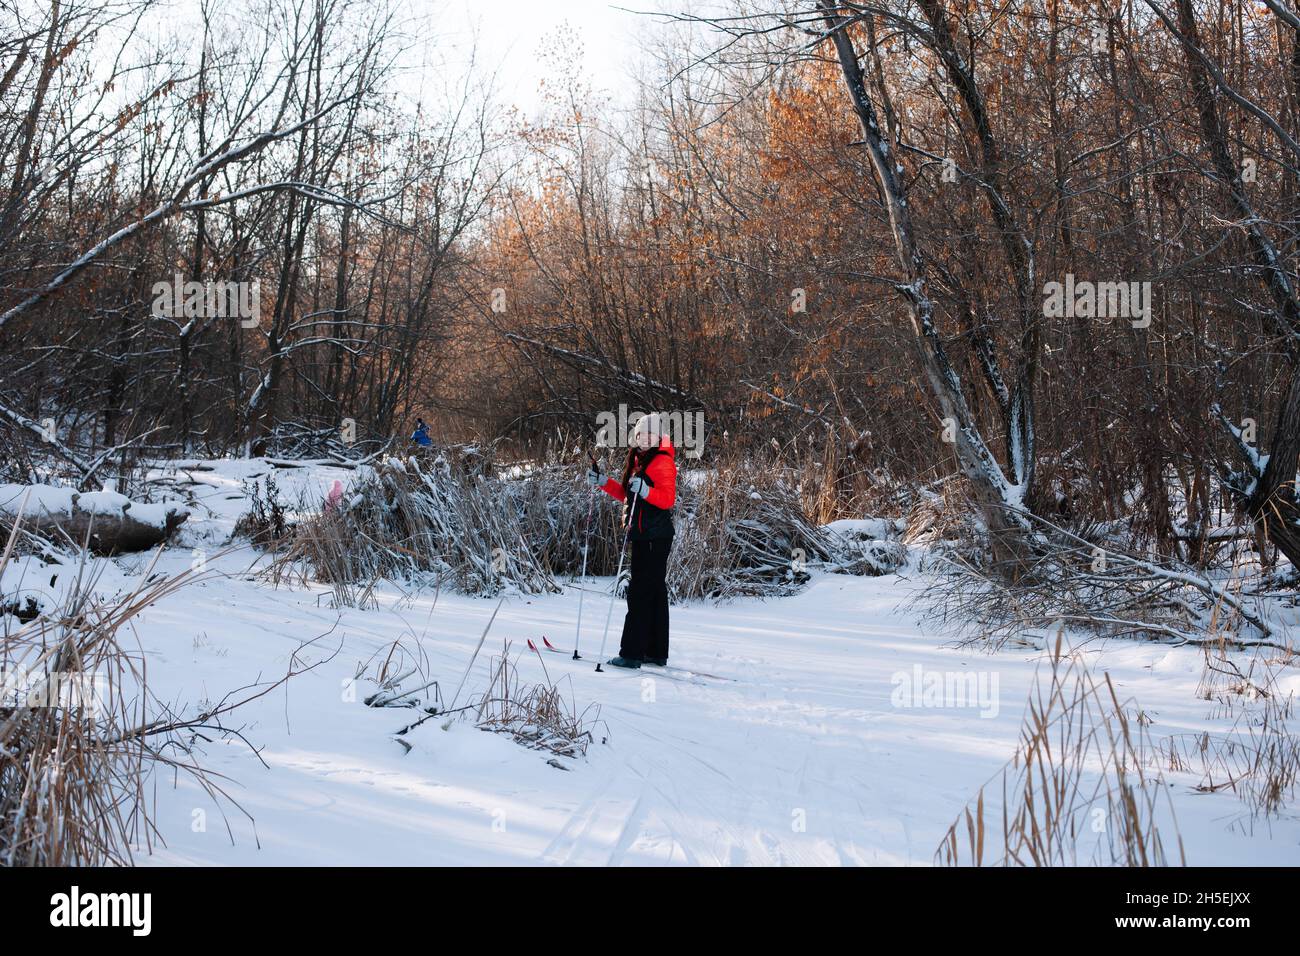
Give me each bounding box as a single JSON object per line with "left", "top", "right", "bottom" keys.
{"left": 586, "top": 413, "right": 676, "bottom": 669}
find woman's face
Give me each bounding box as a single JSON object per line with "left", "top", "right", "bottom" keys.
{"left": 635, "top": 431, "right": 653, "bottom": 451}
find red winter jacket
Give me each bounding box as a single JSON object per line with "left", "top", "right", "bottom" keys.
{"left": 600, "top": 436, "right": 677, "bottom": 540}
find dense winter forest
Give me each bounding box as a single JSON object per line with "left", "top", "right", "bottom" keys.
{"left": 3, "top": 0, "right": 1297, "bottom": 550}
{"left": 2, "top": 0, "right": 1300, "bottom": 877}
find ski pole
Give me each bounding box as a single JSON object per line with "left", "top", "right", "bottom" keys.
{"left": 595, "top": 490, "right": 639, "bottom": 672}
{"left": 572, "top": 450, "right": 600, "bottom": 660}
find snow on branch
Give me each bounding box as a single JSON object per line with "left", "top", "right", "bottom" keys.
{"left": 0, "top": 91, "right": 366, "bottom": 332}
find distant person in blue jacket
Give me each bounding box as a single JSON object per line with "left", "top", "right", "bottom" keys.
{"left": 411, "top": 418, "right": 432, "bottom": 447}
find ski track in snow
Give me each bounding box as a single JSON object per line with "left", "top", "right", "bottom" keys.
{"left": 129, "top": 554, "right": 1300, "bottom": 866}
{"left": 58, "top": 459, "right": 1295, "bottom": 866}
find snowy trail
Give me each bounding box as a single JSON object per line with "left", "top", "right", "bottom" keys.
{"left": 115, "top": 544, "right": 1300, "bottom": 866}
{"left": 72, "top": 464, "right": 1295, "bottom": 866}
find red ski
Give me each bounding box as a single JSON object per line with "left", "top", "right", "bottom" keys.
{"left": 528, "top": 636, "right": 579, "bottom": 659}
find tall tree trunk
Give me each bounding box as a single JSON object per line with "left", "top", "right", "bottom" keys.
{"left": 818, "top": 2, "right": 1034, "bottom": 570}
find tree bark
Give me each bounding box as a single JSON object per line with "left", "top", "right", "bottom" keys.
{"left": 1167, "top": 0, "right": 1300, "bottom": 566}
{"left": 817, "top": 2, "right": 1033, "bottom": 570}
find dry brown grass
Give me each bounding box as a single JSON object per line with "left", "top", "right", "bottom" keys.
{"left": 669, "top": 462, "right": 838, "bottom": 599}
{"left": 265, "top": 453, "right": 570, "bottom": 600}
{"left": 263, "top": 448, "right": 893, "bottom": 604}
{"left": 472, "top": 641, "right": 601, "bottom": 760}
{"left": 1, "top": 512, "right": 325, "bottom": 864}
{"left": 362, "top": 599, "right": 601, "bottom": 760}
{"left": 379, "top": 637, "right": 602, "bottom": 760}
{"left": 0, "top": 519, "right": 200, "bottom": 864}
{"left": 937, "top": 635, "right": 1185, "bottom": 866}
{"left": 1159, "top": 645, "right": 1300, "bottom": 828}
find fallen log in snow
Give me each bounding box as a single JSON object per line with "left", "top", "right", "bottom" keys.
{"left": 0, "top": 484, "right": 189, "bottom": 554}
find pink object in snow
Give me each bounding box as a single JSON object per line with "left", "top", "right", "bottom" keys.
{"left": 324, "top": 479, "right": 344, "bottom": 513}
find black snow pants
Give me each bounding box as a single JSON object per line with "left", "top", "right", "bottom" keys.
{"left": 618, "top": 536, "right": 671, "bottom": 662}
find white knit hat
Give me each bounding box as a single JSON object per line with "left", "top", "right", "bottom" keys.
{"left": 631, "top": 412, "right": 663, "bottom": 444}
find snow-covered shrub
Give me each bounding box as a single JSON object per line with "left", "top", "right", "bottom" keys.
{"left": 0, "top": 551, "right": 70, "bottom": 623}
{"left": 670, "top": 465, "right": 836, "bottom": 599}
{"left": 262, "top": 420, "right": 386, "bottom": 460}
{"left": 268, "top": 450, "right": 571, "bottom": 597}
{"left": 232, "top": 474, "right": 291, "bottom": 547}
{"left": 822, "top": 518, "right": 908, "bottom": 576}
{"left": 269, "top": 447, "right": 904, "bottom": 602}
{"left": 901, "top": 481, "right": 985, "bottom": 559}
{"left": 924, "top": 508, "right": 1276, "bottom": 649}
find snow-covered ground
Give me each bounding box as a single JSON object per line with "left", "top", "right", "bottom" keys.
{"left": 8, "top": 459, "right": 1300, "bottom": 865}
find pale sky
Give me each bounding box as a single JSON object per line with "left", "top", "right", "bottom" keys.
{"left": 380, "top": 0, "right": 736, "bottom": 125}
{"left": 128, "top": 0, "right": 725, "bottom": 123}
{"left": 438, "top": 0, "right": 652, "bottom": 113}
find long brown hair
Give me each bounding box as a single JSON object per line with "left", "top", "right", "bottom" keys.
{"left": 619, "top": 445, "right": 653, "bottom": 488}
